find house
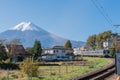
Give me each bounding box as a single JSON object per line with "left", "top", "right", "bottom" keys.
{"left": 103, "top": 40, "right": 112, "bottom": 49}
{"left": 42, "top": 46, "right": 74, "bottom": 61}
{"left": 73, "top": 47, "right": 81, "bottom": 55}
{"left": 5, "top": 44, "right": 32, "bottom": 62}
{"left": 80, "top": 46, "right": 88, "bottom": 51}
{"left": 73, "top": 46, "right": 89, "bottom": 56}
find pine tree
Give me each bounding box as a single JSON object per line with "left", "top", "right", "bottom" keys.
{"left": 64, "top": 40, "right": 72, "bottom": 48}
{"left": 33, "top": 40, "right": 42, "bottom": 60}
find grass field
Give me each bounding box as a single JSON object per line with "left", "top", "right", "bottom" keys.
{"left": 38, "top": 57, "right": 110, "bottom": 80}
{"left": 0, "top": 57, "right": 110, "bottom": 80}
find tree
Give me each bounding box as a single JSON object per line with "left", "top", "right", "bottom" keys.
{"left": 96, "top": 34, "right": 103, "bottom": 49}
{"left": 102, "top": 30, "right": 111, "bottom": 40}
{"left": 110, "top": 44, "right": 115, "bottom": 57}
{"left": 95, "top": 31, "right": 111, "bottom": 49}
{"left": 26, "top": 47, "right": 34, "bottom": 54}
{"left": 116, "top": 41, "right": 120, "bottom": 53}
{"left": 86, "top": 30, "right": 112, "bottom": 50}
{"left": 10, "top": 38, "right": 21, "bottom": 45}
{"left": 86, "top": 35, "right": 96, "bottom": 50}
{"left": 0, "top": 41, "right": 8, "bottom": 61}
{"left": 64, "top": 40, "right": 72, "bottom": 48}
{"left": 33, "top": 40, "right": 42, "bottom": 60}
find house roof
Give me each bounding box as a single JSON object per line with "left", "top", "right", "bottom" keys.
{"left": 52, "top": 46, "right": 73, "bottom": 50}
{"left": 5, "top": 44, "right": 32, "bottom": 56}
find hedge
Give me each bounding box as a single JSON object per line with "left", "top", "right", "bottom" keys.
{"left": 0, "top": 62, "right": 19, "bottom": 70}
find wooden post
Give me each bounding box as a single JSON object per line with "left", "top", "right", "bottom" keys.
{"left": 29, "top": 68, "right": 32, "bottom": 80}
{"left": 50, "top": 66, "right": 52, "bottom": 79}
{"left": 59, "top": 65, "right": 61, "bottom": 77}
{"left": 72, "top": 63, "right": 74, "bottom": 72}
{"left": 7, "top": 68, "right": 9, "bottom": 80}
{"left": 66, "top": 64, "right": 68, "bottom": 73}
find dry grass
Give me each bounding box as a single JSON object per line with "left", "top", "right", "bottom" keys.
{"left": 0, "top": 57, "right": 110, "bottom": 80}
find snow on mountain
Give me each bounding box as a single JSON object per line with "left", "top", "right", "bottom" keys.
{"left": 0, "top": 22, "right": 85, "bottom": 48}
{"left": 11, "top": 22, "right": 42, "bottom": 31}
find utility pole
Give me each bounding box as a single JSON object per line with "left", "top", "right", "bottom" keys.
{"left": 113, "top": 25, "right": 120, "bottom": 53}
{"left": 113, "top": 25, "right": 120, "bottom": 80}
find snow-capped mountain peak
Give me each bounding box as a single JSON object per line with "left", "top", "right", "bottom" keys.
{"left": 11, "top": 22, "right": 40, "bottom": 31}
{"left": 0, "top": 22, "right": 85, "bottom": 48}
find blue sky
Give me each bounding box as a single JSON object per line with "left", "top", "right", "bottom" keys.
{"left": 0, "top": 0, "right": 119, "bottom": 42}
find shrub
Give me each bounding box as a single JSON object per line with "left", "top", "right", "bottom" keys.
{"left": 19, "top": 58, "right": 39, "bottom": 77}
{"left": 1, "top": 76, "right": 7, "bottom": 80}
{"left": 89, "top": 65, "right": 94, "bottom": 68}
{"left": 26, "top": 77, "right": 40, "bottom": 80}
{"left": 0, "top": 62, "right": 19, "bottom": 70}
{"left": 4, "top": 58, "right": 11, "bottom": 63}
{"left": 51, "top": 72, "right": 56, "bottom": 76}
{"left": 10, "top": 74, "right": 18, "bottom": 78}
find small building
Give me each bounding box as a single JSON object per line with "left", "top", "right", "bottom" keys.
{"left": 103, "top": 40, "right": 112, "bottom": 49}
{"left": 42, "top": 46, "right": 74, "bottom": 61}
{"left": 73, "top": 46, "right": 89, "bottom": 56}
{"left": 73, "top": 47, "right": 81, "bottom": 55}
{"left": 80, "top": 46, "right": 88, "bottom": 51}
{"left": 5, "top": 44, "right": 32, "bottom": 62}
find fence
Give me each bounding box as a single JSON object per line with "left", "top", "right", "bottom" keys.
{"left": 0, "top": 61, "right": 95, "bottom": 80}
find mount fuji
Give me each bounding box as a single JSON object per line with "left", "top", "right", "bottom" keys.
{"left": 0, "top": 22, "right": 85, "bottom": 48}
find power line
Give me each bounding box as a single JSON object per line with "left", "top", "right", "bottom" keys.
{"left": 90, "top": 0, "right": 113, "bottom": 26}
{"left": 95, "top": 0, "right": 113, "bottom": 24}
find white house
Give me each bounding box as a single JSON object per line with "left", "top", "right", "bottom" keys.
{"left": 73, "top": 47, "right": 81, "bottom": 55}
{"left": 42, "top": 46, "right": 74, "bottom": 61}
{"left": 103, "top": 40, "right": 112, "bottom": 49}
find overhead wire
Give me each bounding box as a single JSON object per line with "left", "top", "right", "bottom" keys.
{"left": 95, "top": 0, "right": 113, "bottom": 24}
{"left": 90, "top": 0, "right": 113, "bottom": 26}
{"left": 91, "top": 0, "right": 120, "bottom": 35}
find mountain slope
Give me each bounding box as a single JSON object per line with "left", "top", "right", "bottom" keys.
{"left": 0, "top": 22, "right": 85, "bottom": 48}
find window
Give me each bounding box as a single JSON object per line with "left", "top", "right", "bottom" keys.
{"left": 53, "top": 50, "right": 55, "bottom": 53}
{"left": 62, "top": 50, "right": 65, "bottom": 53}
{"left": 56, "top": 50, "right": 58, "bottom": 53}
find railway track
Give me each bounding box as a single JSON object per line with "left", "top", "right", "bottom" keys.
{"left": 70, "top": 59, "right": 115, "bottom": 80}
{"left": 104, "top": 73, "right": 118, "bottom": 80}
{"left": 89, "top": 64, "right": 115, "bottom": 80}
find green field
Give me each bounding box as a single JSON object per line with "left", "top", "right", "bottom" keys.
{"left": 38, "top": 57, "right": 110, "bottom": 80}
{"left": 0, "top": 57, "right": 110, "bottom": 80}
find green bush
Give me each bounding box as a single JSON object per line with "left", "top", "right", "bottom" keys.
{"left": 19, "top": 58, "right": 39, "bottom": 77}
{"left": 4, "top": 58, "right": 11, "bottom": 63}
{"left": 89, "top": 65, "right": 94, "bottom": 68}
{"left": 10, "top": 74, "right": 18, "bottom": 78}
{"left": 51, "top": 72, "right": 56, "bottom": 75}
{"left": 0, "top": 76, "right": 7, "bottom": 80}
{"left": 0, "top": 62, "right": 19, "bottom": 70}
{"left": 26, "top": 77, "right": 40, "bottom": 80}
